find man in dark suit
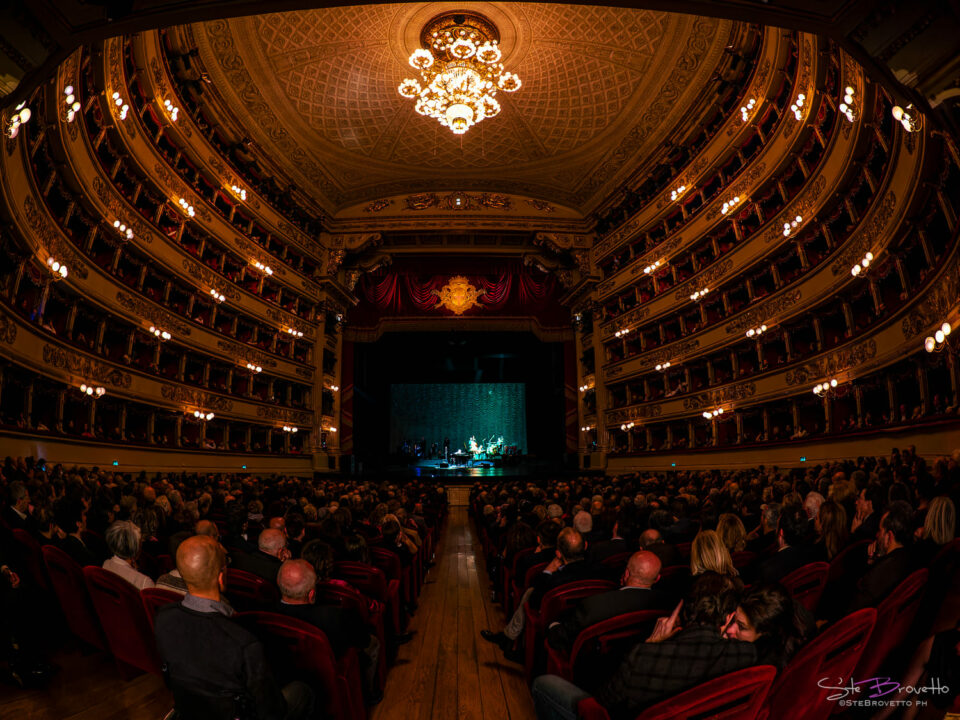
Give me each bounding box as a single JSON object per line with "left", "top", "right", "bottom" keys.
{"left": 154, "top": 535, "right": 313, "bottom": 720}
{"left": 547, "top": 551, "right": 667, "bottom": 653}
{"left": 515, "top": 520, "right": 561, "bottom": 586}
{"left": 275, "top": 559, "right": 381, "bottom": 704}
{"left": 532, "top": 572, "right": 755, "bottom": 720}
{"left": 3, "top": 481, "right": 35, "bottom": 535}
{"left": 850, "top": 485, "right": 883, "bottom": 544}
{"left": 52, "top": 498, "right": 98, "bottom": 567}
{"left": 847, "top": 500, "right": 915, "bottom": 614}
{"left": 639, "top": 529, "right": 680, "bottom": 568}
{"left": 587, "top": 517, "right": 634, "bottom": 566}
{"left": 232, "top": 528, "right": 289, "bottom": 585}
{"left": 746, "top": 503, "right": 781, "bottom": 554}
{"left": 751, "top": 505, "right": 814, "bottom": 584}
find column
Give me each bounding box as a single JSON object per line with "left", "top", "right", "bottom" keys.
{"left": 55, "top": 389, "right": 65, "bottom": 433}
{"left": 119, "top": 404, "right": 127, "bottom": 440}
{"left": 175, "top": 416, "right": 183, "bottom": 448}
{"left": 735, "top": 413, "right": 744, "bottom": 444}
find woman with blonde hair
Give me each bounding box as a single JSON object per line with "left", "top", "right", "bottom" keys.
{"left": 814, "top": 500, "right": 848, "bottom": 560}
{"left": 914, "top": 496, "right": 956, "bottom": 565}
{"left": 716, "top": 513, "right": 747, "bottom": 553}
{"left": 690, "top": 529, "right": 738, "bottom": 576}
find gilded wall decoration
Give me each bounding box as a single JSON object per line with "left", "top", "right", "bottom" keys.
{"left": 0, "top": 314, "right": 18, "bottom": 344}
{"left": 601, "top": 307, "right": 649, "bottom": 338}
{"left": 255, "top": 406, "right": 311, "bottom": 424}
{"left": 673, "top": 258, "right": 734, "bottom": 300}
{"left": 762, "top": 175, "right": 827, "bottom": 244}
{"left": 725, "top": 58, "right": 772, "bottom": 137}
{"left": 215, "top": 339, "right": 277, "bottom": 368}
{"left": 326, "top": 249, "right": 345, "bottom": 275}
{"left": 42, "top": 344, "right": 133, "bottom": 388}
{"left": 161, "top": 385, "right": 233, "bottom": 411}
{"left": 648, "top": 339, "right": 700, "bottom": 366}
{"left": 181, "top": 258, "right": 240, "bottom": 299}
{"left": 784, "top": 338, "right": 878, "bottom": 385}
{"left": 830, "top": 191, "right": 897, "bottom": 275}
{"left": 92, "top": 178, "right": 153, "bottom": 243}
{"left": 607, "top": 405, "right": 662, "bottom": 423}
{"left": 527, "top": 199, "right": 556, "bottom": 213}
{"left": 364, "top": 199, "right": 392, "bottom": 212}
{"left": 115, "top": 291, "right": 192, "bottom": 336}
{"left": 682, "top": 382, "right": 756, "bottom": 410}
{"left": 724, "top": 289, "right": 802, "bottom": 334}
{"left": 265, "top": 308, "right": 314, "bottom": 338}
{"left": 293, "top": 367, "right": 314, "bottom": 379}
{"left": 433, "top": 276, "right": 485, "bottom": 315}
{"left": 900, "top": 259, "right": 960, "bottom": 339}
{"left": 23, "top": 197, "right": 89, "bottom": 279}
{"left": 703, "top": 162, "right": 768, "bottom": 222}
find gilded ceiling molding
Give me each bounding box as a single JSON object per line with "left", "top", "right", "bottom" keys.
{"left": 160, "top": 385, "right": 234, "bottom": 412}
{"left": 23, "top": 196, "right": 89, "bottom": 279}
{"left": 115, "top": 290, "right": 192, "bottom": 336}
{"left": 784, "top": 339, "right": 879, "bottom": 386}
{"left": 42, "top": 344, "right": 132, "bottom": 388}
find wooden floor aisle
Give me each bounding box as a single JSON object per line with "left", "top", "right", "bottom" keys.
{"left": 371, "top": 505, "right": 536, "bottom": 720}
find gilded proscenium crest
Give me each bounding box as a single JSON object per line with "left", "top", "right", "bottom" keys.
{"left": 433, "top": 276, "right": 485, "bottom": 315}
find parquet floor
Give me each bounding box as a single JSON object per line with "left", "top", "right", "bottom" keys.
{"left": 0, "top": 504, "right": 535, "bottom": 720}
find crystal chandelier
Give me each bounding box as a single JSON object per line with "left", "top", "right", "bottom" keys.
{"left": 397, "top": 12, "right": 521, "bottom": 135}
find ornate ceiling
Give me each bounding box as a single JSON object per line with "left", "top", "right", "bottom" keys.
{"left": 185, "top": 3, "right": 736, "bottom": 216}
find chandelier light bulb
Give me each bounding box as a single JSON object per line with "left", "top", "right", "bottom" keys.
{"left": 830, "top": 379, "right": 838, "bottom": 388}
{"left": 925, "top": 336, "right": 936, "bottom": 352}
{"left": 851, "top": 265, "right": 861, "bottom": 276}
{"left": 206, "top": 412, "right": 215, "bottom": 421}
{"left": 942, "top": 322, "right": 952, "bottom": 336}
{"left": 935, "top": 330, "right": 945, "bottom": 344}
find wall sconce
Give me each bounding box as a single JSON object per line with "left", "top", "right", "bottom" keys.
{"left": 230, "top": 184, "right": 247, "bottom": 201}
{"left": 111, "top": 91, "right": 129, "bottom": 120}
{"left": 192, "top": 410, "right": 215, "bottom": 421}
{"left": 850, "top": 252, "right": 874, "bottom": 277}
{"left": 79, "top": 383, "right": 105, "bottom": 397}
{"left": 745, "top": 324, "right": 768, "bottom": 338}
{"left": 892, "top": 104, "right": 921, "bottom": 133}
{"left": 721, "top": 196, "right": 742, "bottom": 215}
{"left": 113, "top": 219, "right": 134, "bottom": 241}
{"left": 839, "top": 86, "right": 856, "bottom": 123}
{"left": 782, "top": 215, "right": 803, "bottom": 237}
{"left": 690, "top": 287, "right": 710, "bottom": 302}
{"left": 149, "top": 325, "right": 171, "bottom": 341}
{"left": 924, "top": 323, "right": 952, "bottom": 353}
{"left": 46, "top": 256, "right": 69, "bottom": 280}
{"left": 281, "top": 425, "right": 299, "bottom": 433}
{"left": 614, "top": 327, "right": 631, "bottom": 338}
{"left": 813, "top": 378, "right": 838, "bottom": 397}
{"left": 177, "top": 197, "right": 195, "bottom": 218}
{"left": 620, "top": 421, "right": 636, "bottom": 431}
{"left": 643, "top": 259, "right": 664, "bottom": 274}
{"left": 245, "top": 362, "right": 263, "bottom": 373}
{"left": 163, "top": 99, "right": 179, "bottom": 122}
{"left": 209, "top": 288, "right": 226, "bottom": 303}
{"left": 63, "top": 86, "right": 81, "bottom": 123}
{"left": 6, "top": 102, "right": 31, "bottom": 138}
{"left": 790, "top": 93, "right": 806, "bottom": 121}
{"left": 655, "top": 361, "right": 672, "bottom": 371}
{"left": 285, "top": 327, "right": 304, "bottom": 339}
{"left": 670, "top": 185, "right": 689, "bottom": 202}
{"left": 251, "top": 260, "right": 274, "bottom": 275}
{"left": 702, "top": 407, "right": 725, "bottom": 420}
{"left": 740, "top": 98, "right": 756, "bottom": 123}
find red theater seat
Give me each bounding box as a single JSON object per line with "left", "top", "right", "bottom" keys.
{"left": 781, "top": 561, "right": 829, "bottom": 613}
{"left": 853, "top": 568, "right": 928, "bottom": 680}
{"left": 224, "top": 567, "right": 279, "bottom": 610}
{"left": 83, "top": 566, "right": 162, "bottom": 677}
{"left": 577, "top": 664, "right": 777, "bottom": 720}
{"left": 236, "top": 611, "right": 365, "bottom": 720}
{"left": 140, "top": 587, "right": 183, "bottom": 631}
{"left": 41, "top": 545, "right": 106, "bottom": 651}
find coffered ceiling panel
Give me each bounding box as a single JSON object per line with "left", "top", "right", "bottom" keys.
{"left": 189, "top": 3, "right": 735, "bottom": 215}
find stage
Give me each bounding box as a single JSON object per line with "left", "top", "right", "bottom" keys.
{"left": 397, "top": 456, "right": 542, "bottom": 479}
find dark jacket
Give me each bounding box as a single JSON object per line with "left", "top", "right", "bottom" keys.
{"left": 528, "top": 559, "right": 606, "bottom": 610}
{"left": 547, "top": 586, "right": 670, "bottom": 652}
{"left": 644, "top": 542, "right": 681, "bottom": 569}
{"left": 155, "top": 602, "right": 287, "bottom": 720}
{"left": 273, "top": 602, "right": 371, "bottom": 657}
{"left": 847, "top": 546, "right": 913, "bottom": 613}
{"left": 56, "top": 535, "right": 99, "bottom": 567}
{"left": 751, "top": 545, "right": 814, "bottom": 584}
{"left": 515, "top": 547, "right": 555, "bottom": 587}
{"left": 587, "top": 538, "right": 631, "bottom": 566}
{"left": 232, "top": 550, "right": 283, "bottom": 586}
{"left": 596, "top": 624, "right": 758, "bottom": 720}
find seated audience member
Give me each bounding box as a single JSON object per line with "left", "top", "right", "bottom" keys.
{"left": 102, "top": 520, "right": 154, "bottom": 590}
{"left": 588, "top": 511, "right": 636, "bottom": 564}
{"left": 573, "top": 511, "right": 600, "bottom": 545}
{"left": 341, "top": 533, "right": 371, "bottom": 564}
{"left": 547, "top": 551, "right": 667, "bottom": 653}
{"left": 803, "top": 492, "right": 825, "bottom": 523}
{"left": 751, "top": 506, "right": 814, "bottom": 583}
{"left": 481, "top": 528, "right": 600, "bottom": 658}
{"left": 516, "top": 520, "right": 561, "bottom": 584}
{"left": 912, "top": 496, "right": 956, "bottom": 566}
{"left": 531, "top": 572, "right": 755, "bottom": 720}
{"left": 746, "top": 503, "right": 780, "bottom": 553}
{"left": 156, "top": 534, "right": 189, "bottom": 595}
{"left": 284, "top": 514, "right": 306, "bottom": 559}
{"left": 850, "top": 485, "right": 883, "bottom": 543}
{"left": 812, "top": 500, "right": 848, "bottom": 561}
{"left": 690, "top": 530, "right": 738, "bottom": 577}
{"left": 52, "top": 498, "right": 98, "bottom": 566}
{"left": 223, "top": 502, "right": 257, "bottom": 555}
{"left": 275, "top": 559, "right": 381, "bottom": 704}
{"left": 4, "top": 481, "right": 34, "bottom": 534}
{"left": 715, "top": 514, "right": 747, "bottom": 554}
{"left": 154, "top": 536, "right": 314, "bottom": 720}
{"left": 232, "top": 528, "right": 290, "bottom": 585}
{"left": 724, "top": 583, "right": 814, "bottom": 669}
{"left": 846, "top": 500, "right": 915, "bottom": 614}
{"left": 639, "top": 528, "right": 680, "bottom": 567}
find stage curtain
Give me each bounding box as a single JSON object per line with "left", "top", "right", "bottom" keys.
{"left": 476, "top": 272, "right": 512, "bottom": 308}
{"left": 362, "top": 272, "right": 401, "bottom": 311}
{"left": 404, "top": 275, "right": 445, "bottom": 310}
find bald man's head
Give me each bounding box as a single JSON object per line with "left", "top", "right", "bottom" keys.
{"left": 177, "top": 535, "right": 225, "bottom": 594}
{"left": 195, "top": 519, "right": 220, "bottom": 539}
{"left": 277, "top": 559, "right": 316, "bottom": 603}
{"left": 268, "top": 516, "right": 286, "bottom": 532}
{"left": 259, "top": 528, "right": 287, "bottom": 557}
{"left": 639, "top": 529, "right": 662, "bottom": 548}
{"left": 624, "top": 551, "right": 661, "bottom": 588}
{"left": 557, "top": 527, "right": 585, "bottom": 563}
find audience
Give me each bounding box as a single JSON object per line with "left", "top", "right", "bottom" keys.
{"left": 102, "top": 520, "right": 154, "bottom": 590}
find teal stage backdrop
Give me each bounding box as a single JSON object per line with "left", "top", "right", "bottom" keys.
{"left": 389, "top": 383, "right": 527, "bottom": 454}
